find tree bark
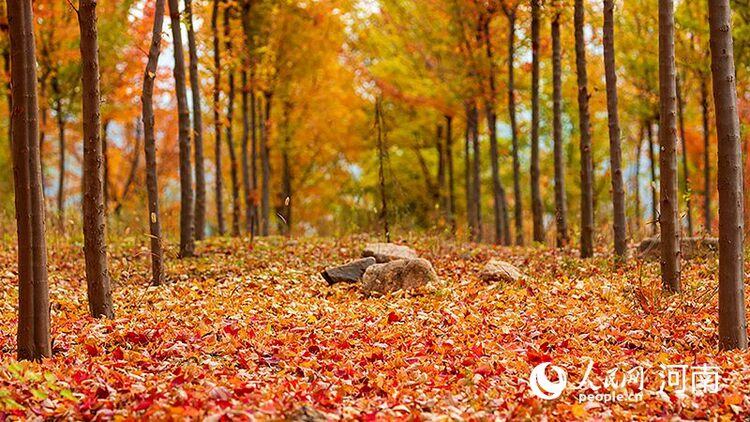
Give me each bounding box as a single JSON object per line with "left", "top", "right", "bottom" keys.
{"left": 102, "top": 119, "right": 110, "bottom": 216}
{"left": 78, "top": 0, "right": 113, "bottom": 318}
{"left": 225, "top": 4, "right": 240, "bottom": 237}
{"left": 676, "top": 74, "right": 693, "bottom": 237}
{"left": 603, "top": 0, "right": 627, "bottom": 258}
{"left": 464, "top": 102, "right": 475, "bottom": 238}
{"left": 261, "top": 92, "right": 272, "bottom": 236}
{"left": 530, "top": 0, "right": 543, "bottom": 244}
{"left": 280, "top": 100, "right": 292, "bottom": 236}
{"left": 436, "top": 123, "right": 445, "bottom": 215}
{"left": 375, "top": 98, "right": 390, "bottom": 242}
{"left": 574, "top": 0, "right": 594, "bottom": 258}
{"left": 185, "top": 0, "right": 206, "bottom": 241}
{"left": 168, "top": 0, "right": 195, "bottom": 257}
{"left": 552, "top": 14, "right": 568, "bottom": 248}
{"left": 445, "top": 115, "right": 455, "bottom": 232}
{"left": 708, "top": 0, "right": 748, "bottom": 350}
{"left": 251, "top": 90, "right": 259, "bottom": 237}
{"left": 481, "top": 12, "right": 509, "bottom": 245}
{"left": 241, "top": 70, "right": 252, "bottom": 234}
{"left": 52, "top": 77, "right": 65, "bottom": 231}
{"left": 141, "top": 0, "right": 166, "bottom": 286}
{"left": 634, "top": 126, "right": 644, "bottom": 235}
{"left": 470, "top": 103, "right": 482, "bottom": 242}
{"left": 212, "top": 0, "right": 224, "bottom": 236}
{"left": 504, "top": 7, "right": 523, "bottom": 246}
{"left": 8, "top": 0, "right": 51, "bottom": 361}
{"left": 648, "top": 120, "right": 659, "bottom": 235}
{"left": 701, "top": 77, "right": 712, "bottom": 233}
{"left": 658, "top": 0, "right": 681, "bottom": 293}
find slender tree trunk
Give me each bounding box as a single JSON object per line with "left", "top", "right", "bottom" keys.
{"left": 52, "top": 78, "right": 65, "bottom": 230}
{"left": 708, "top": 0, "right": 748, "bottom": 350}
{"left": 142, "top": 0, "right": 166, "bottom": 286}
{"left": 185, "top": 0, "right": 206, "bottom": 241}
{"left": 167, "top": 0, "right": 195, "bottom": 256}
{"left": 676, "top": 74, "right": 693, "bottom": 237}
{"left": 375, "top": 98, "right": 390, "bottom": 242}
{"left": 648, "top": 120, "right": 659, "bottom": 235}
{"left": 261, "top": 92, "right": 271, "bottom": 236}
{"left": 574, "top": 0, "right": 594, "bottom": 258}
{"left": 445, "top": 114, "right": 455, "bottom": 232}
{"left": 552, "top": 14, "right": 568, "bottom": 248}
{"left": 464, "top": 103, "right": 475, "bottom": 239}
{"left": 603, "top": 0, "right": 627, "bottom": 258}
{"left": 658, "top": 0, "right": 681, "bottom": 293}
{"left": 8, "top": 0, "right": 51, "bottom": 361}
{"left": 505, "top": 8, "right": 523, "bottom": 246}
{"left": 241, "top": 71, "right": 252, "bottom": 234}
{"left": 482, "top": 13, "right": 509, "bottom": 246}
{"left": 530, "top": 0, "right": 543, "bottom": 244}
{"left": 251, "top": 90, "right": 259, "bottom": 237}
{"left": 102, "top": 119, "right": 110, "bottom": 216}
{"left": 212, "top": 0, "right": 224, "bottom": 236}
{"left": 225, "top": 5, "right": 240, "bottom": 237}
{"left": 280, "top": 101, "right": 292, "bottom": 236}
{"left": 78, "top": 0, "right": 113, "bottom": 318}
{"left": 471, "top": 103, "right": 482, "bottom": 242}
{"left": 634, "top": 126, "right": 643, "bottom": 235}
{"left": 701, "top": 77, "right": 712, "bottom": 233}
{"left": 436, "top": 123, "right": 445, "bottom": 214}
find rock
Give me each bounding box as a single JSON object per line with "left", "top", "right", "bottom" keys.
{"left": 479, "top": 259, "right": 522, "bottom": 283}
{"left": 361, "top": 258, "right": 438, "bottom": 296}
{"left": 362, "top": 242, "right": 418, "bottom": 263}
{"left": 321, "top": 257, "right": 376, "bottom": 285}
{"left": 638, "top": 237, "right": 718, "bottom": 260}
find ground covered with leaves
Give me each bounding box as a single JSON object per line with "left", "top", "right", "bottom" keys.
{"left": 0, "top": 235, "right": 749, "bottom": 420}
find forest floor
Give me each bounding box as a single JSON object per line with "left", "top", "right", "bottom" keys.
{"left": 0, "top": 235, "right": 749, "bottom": 420}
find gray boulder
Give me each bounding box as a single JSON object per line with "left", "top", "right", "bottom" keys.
{"left": 321, "top": 257, "right": 376, "bottom": 285}
{"left": 362, "top": 242, "right": 418, "bottom": 263}
{"left": 361, "top": 258, "right": 438, "bottom": 296}
{"left": 479, "top": 259, "right": 522, "bottom": 283}
{"left": 638, "top": 237, "right": 718, "bottom": 260}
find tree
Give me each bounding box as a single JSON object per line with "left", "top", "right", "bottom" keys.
{"left": 530, "top": 0, "right": 543, "bottom": 244}
{"left": 168, "top": 0, "right": 195, "bottom": 257}
{"left": 212, "top": 0, "right": 225, "bottom": 236}
{"left": 501, "top": 2, "right": 523, "bottom": 246}
{"left": 184, "top": 0, "right": 206, "bottom": 241}
{"left": 225, "top": 3, "right": 241, "bottom": 237}
{"left": 603, "top": 0, "right": 627, "bottom": 258}
{"left": 708, "top": 0, "right": 748, "bottom": 350}
{"left": 142, "top": 0, "right": 166, "bottom": 286}
{"left": 701, "top": 78, "right": 712, "bottom": 233}
{"left": 574, "top": 0, "right": 594, "bottom": 258}
{"left": 658, "top": 0, "right": 681, "bottom": 293}
{"left": 8, "top": 0, "right": 51, "bottom": 360}
{"left": 647, "top": 120, "right": 658, "bottom": 234}
{"left": 78, "top": 0, "right": 114, "bottom": 318}
{"left": 552, "top": 12, "right": 568, "bottom": 248}
{"left": 675, "top": 74, "right": 693, "bottom": 236}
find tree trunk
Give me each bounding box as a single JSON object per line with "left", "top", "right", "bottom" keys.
{"left": 464, "top": 103, "right": 475, "bottom": 239}
{"left": 280, "top": 101, "right": 292, "bottom": 236}
{"left": 52, "top": 77, "right": 65, "bottom": 231}
{"left": 116, "top": 120, "right": 142, "bottom": 215}
{"left": 648, "top": 120, "right": 659, "bottom": 235}
{"left": 375, "top": 98, "right": 390, "bottom": 242}
{"left": 701, "top": 77, "right": 712, "bottom": 233}
{"left": 78, "top": 0, "right": 113, "bottom": 318}
{"left": 676, "top": 74, "right": 693, "bottom": 237}
{"left": 212, "top": 0, "right": 224, "bottom": 236}
{"left": 185, "top": 0, "right": 206, "bottom": 241}
{"left": 708, "top": 0, "right": 748, "bottom": 350}
{"left": 436, "top": 123, "right": 445, "bottom": 214}
{"left": 470, "top": 103, "right": 482, "bottom": 242}
{"left": 634, "top": 126, "right": 643, "bottom": 235}
{"left": 445, "top": 115, "right": 455, "bottom": 232}
{"left": 8, "top": 0, "right": 51, "bottom": 361}
{"left": 505, "top": 8, "right": 523, "bottom": 246}
{"left": 530, "top": 0, "right": 543, "bottom": 244}
{"left": 658, "top": 0, "right": 681, "bottom": 293}
{"left": 603, "top": 0, "right": 627, "bottom": 258}
{"left": 241, "top": 71, "right": 252, "bottom": 234}
{"left": 261, "top": 92, "right": 272, "bottom": 236}
{"left": 574, "top": 0, "right": 594, "bottom": 258}
{"left": 141, "top": 0, "right": 166, "bottom": 286}
{"left": 102, "top": 119, "right": 110, "bottom": 216}
{"left": 168, "top": 0, "right": 195, "bottom": 257}
{"left": 481, "top": 13, "right": 509, "bottom": 246}
{"left": 251, "top": 90, "right": 259, "bottom": 237}
{"left": 225, "top": 4, "right": 240, "bottom": 237}
{"left": 552, "top": 14, "right": 568, "bottom": 248}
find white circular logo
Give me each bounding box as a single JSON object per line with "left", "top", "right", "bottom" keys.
{"left": 529, "top": 362, "right": 567, "bottom": 400}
